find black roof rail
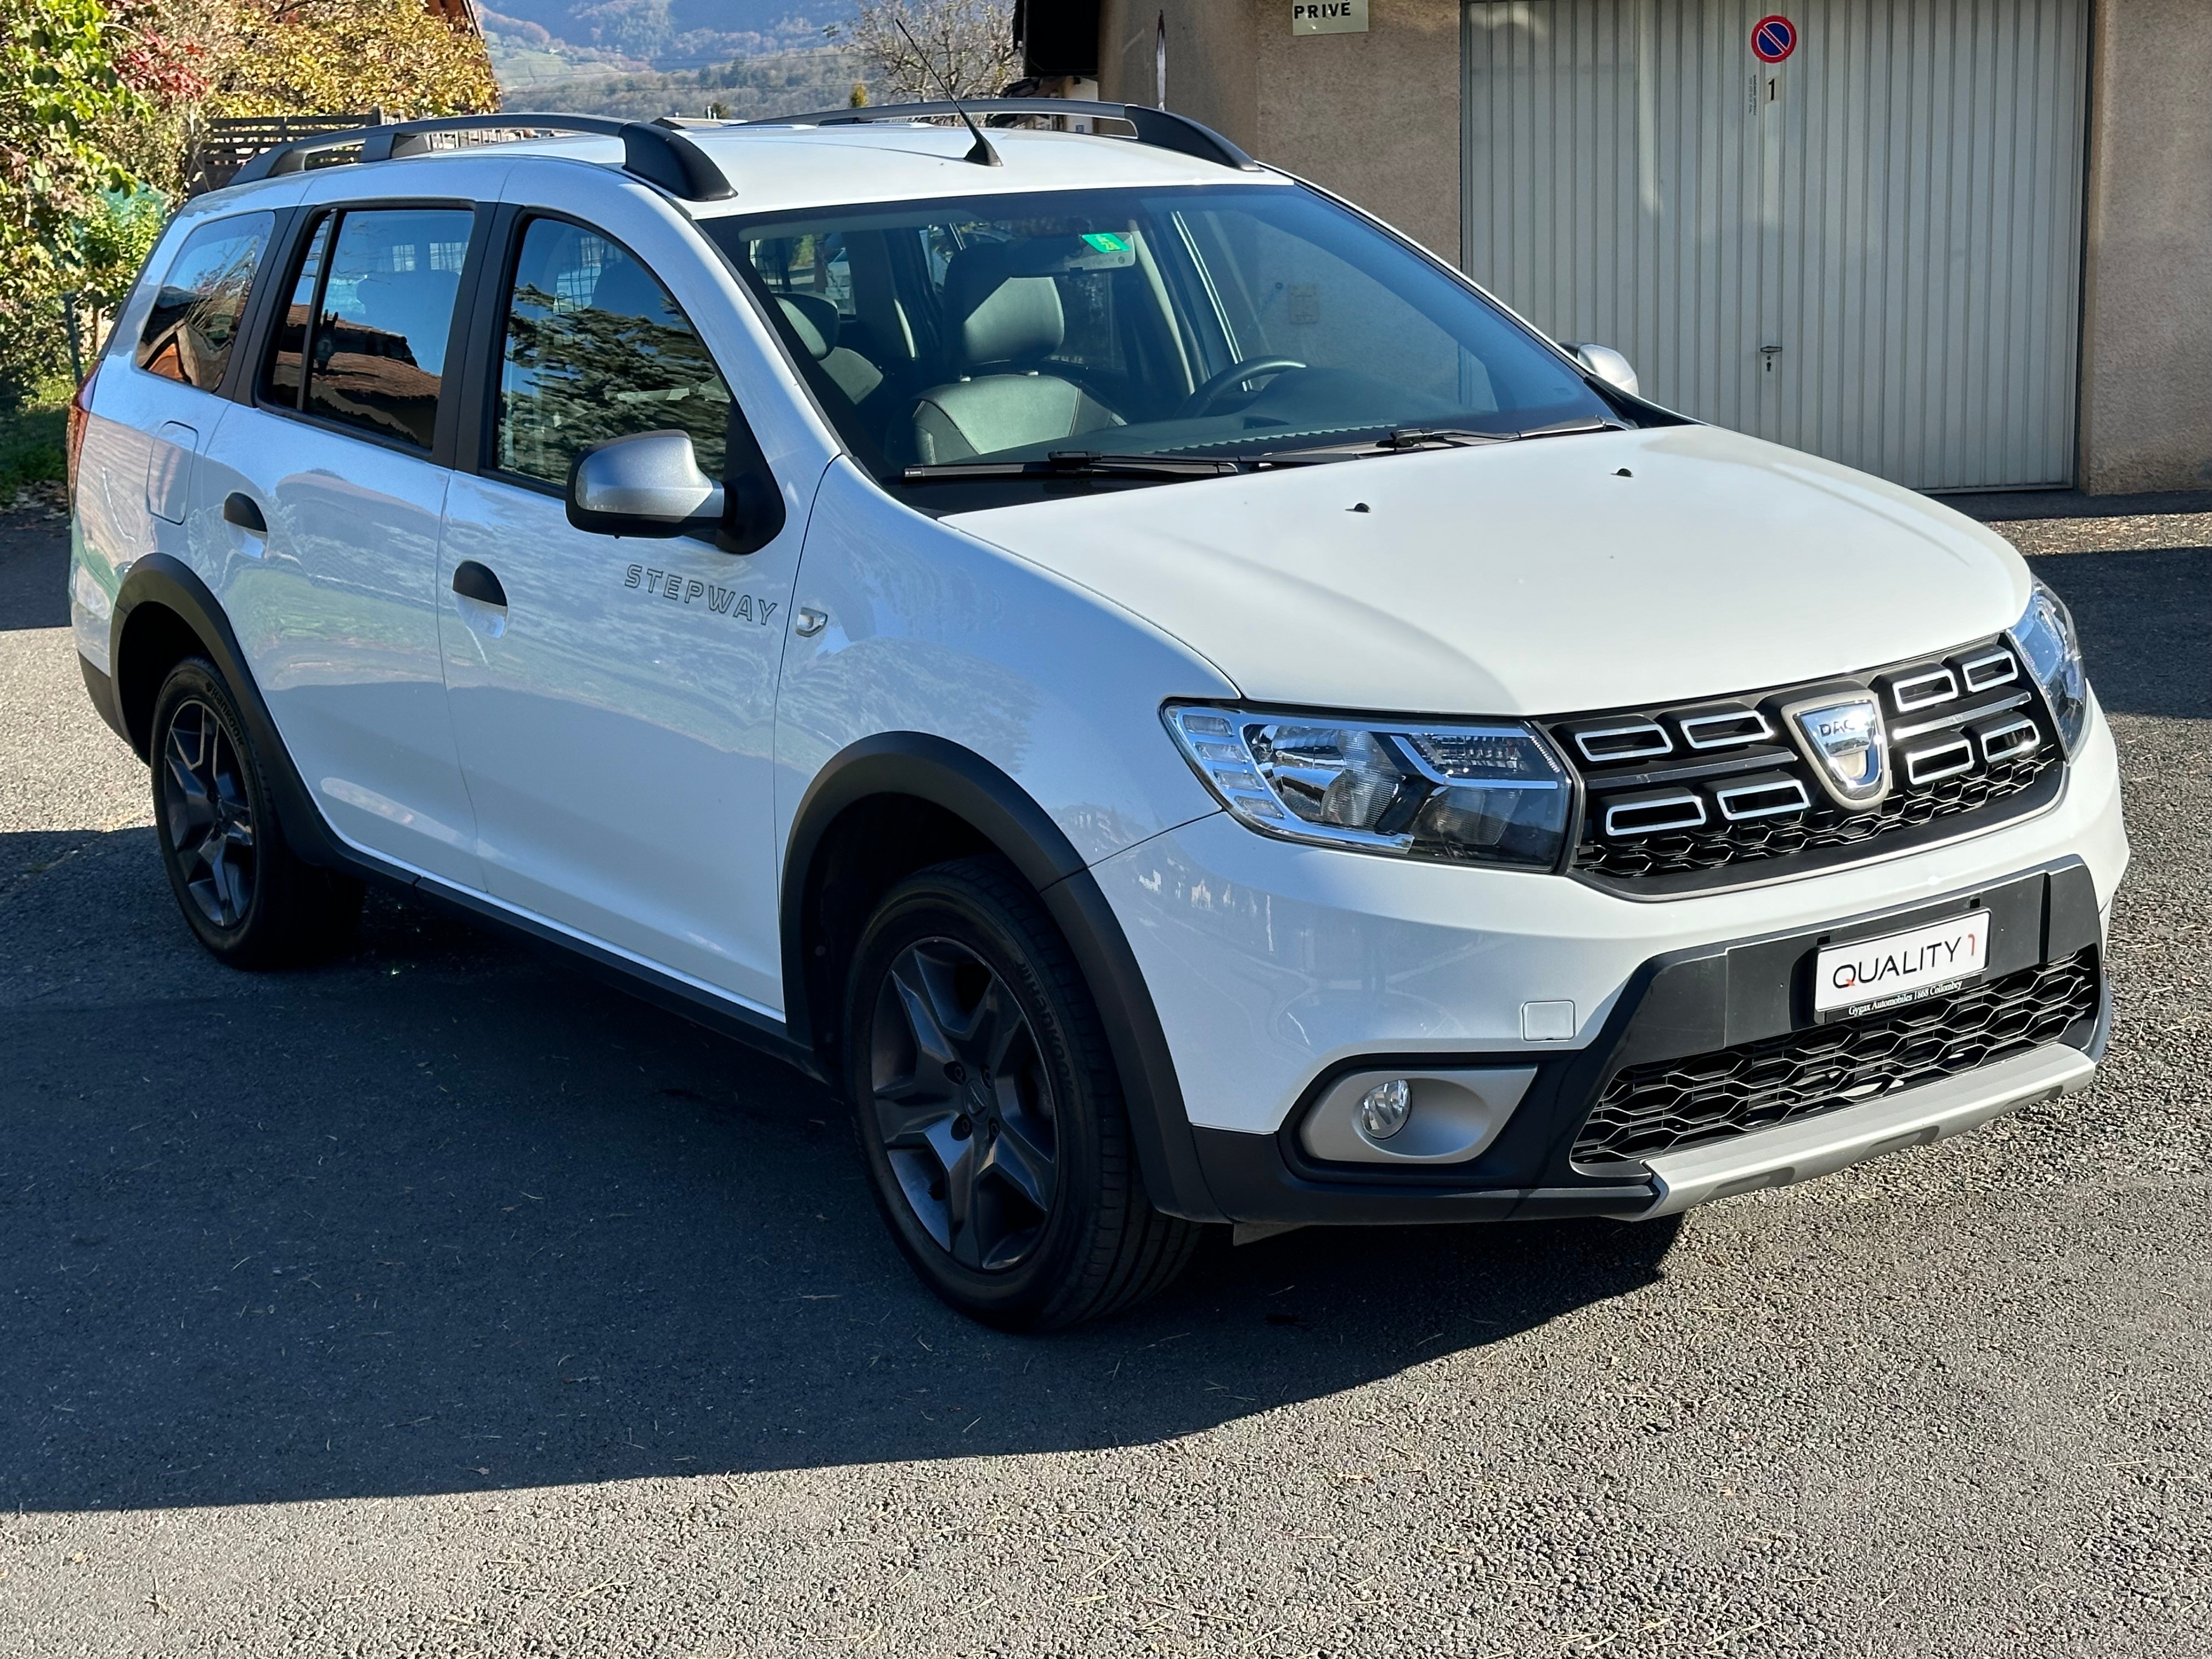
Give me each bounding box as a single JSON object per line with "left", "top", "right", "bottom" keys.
{"left": 746, "top": 99, "right": 1262, "bottom": 172}
{"left": 228, "top": 112, "right": 736, "bottom": 202}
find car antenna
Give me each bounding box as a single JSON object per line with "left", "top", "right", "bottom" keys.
{"left": 893, "top": 15, "right": 1002, "bottom": 167}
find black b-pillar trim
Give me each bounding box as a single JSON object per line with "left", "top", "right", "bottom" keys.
{"left": 782, "top": 732, "right": 1226, "bottom": 1224}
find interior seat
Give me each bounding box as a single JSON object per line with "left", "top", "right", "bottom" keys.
{"left": 776, "top": 292, "right": 885, "bottom": 409}
{"left": 907, "top": 246, "right": 1122, "bottom": 463}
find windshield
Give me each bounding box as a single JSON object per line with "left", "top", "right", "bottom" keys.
{"left": 705, "top": 184, "right": 1620, "bottom": 489}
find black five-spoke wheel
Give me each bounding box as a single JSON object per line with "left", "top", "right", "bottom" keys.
{"left": 871, "top": 936, "right": 1060, "bottom": 1272}
{"left": 844, "top": 856, "right": 1201, "bottom": 1330}
{"left": 149, "top": 656, "right": 363, "bottom": 968}
{"left": 160, "top": 696, "right": 258, "bottom": 929}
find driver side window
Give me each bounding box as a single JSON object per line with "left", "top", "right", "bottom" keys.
{"left": 495, "top": 218, "right": 731, "bottom": 487}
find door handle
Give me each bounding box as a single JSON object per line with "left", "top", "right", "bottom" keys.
{"left": 452, "top": 561, "right": 507, "bottom": 607}
{"left": 222, "top": 492, "right": 267, "bottom": 533}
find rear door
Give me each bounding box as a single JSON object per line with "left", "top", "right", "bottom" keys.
{"left": 436, "top": 197, "right": 811, "bottom": 1011}
{"left": 197, "top": 200, "right": 487, "bottom": 887}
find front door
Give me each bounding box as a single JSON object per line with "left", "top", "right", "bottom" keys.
{"left": 202, "top": 204, "right": 484, "bottom": 887}
{"left": 437, "top": 215, "right": 804, "bottom": 1012}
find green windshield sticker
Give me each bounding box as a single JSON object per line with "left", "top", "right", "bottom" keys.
{"left": 1081, "top": 232, "right": 1131, "bottom": 253}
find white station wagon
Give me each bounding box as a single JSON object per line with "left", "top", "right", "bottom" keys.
{"left": 67, "top": 102, "right": 2125, "bottom": 1327}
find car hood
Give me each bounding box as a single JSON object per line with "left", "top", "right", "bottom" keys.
{"left": 942, "top": 425, "right": 2034, "bottom": 716}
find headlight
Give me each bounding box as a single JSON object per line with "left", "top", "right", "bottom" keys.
{"left": 2007, "top": 578, "right": 2089, "bottom": 754}
{"left": 1164, "top": 705, "right": 1573, "bottom": 867}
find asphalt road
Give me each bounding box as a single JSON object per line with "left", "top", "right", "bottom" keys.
{"left": 1, "top": 501, "right": 2206, "bottom": 1657}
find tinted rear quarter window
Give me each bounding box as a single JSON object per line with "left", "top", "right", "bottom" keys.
{"left": 137, "top": 212, "right": 275, "bottom": 391}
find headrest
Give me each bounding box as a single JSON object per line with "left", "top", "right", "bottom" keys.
{"left": 776, "top": 292, "right": 839, "bottom": 360}
{"left": 588, "top": 256, "right": 673, "bottom": 321}
{"left": 944, "top": 244, "right": 1064, "bottom": 366}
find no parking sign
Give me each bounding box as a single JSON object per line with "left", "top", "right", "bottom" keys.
{"left": 1752, "top": 14, "right": 1798, "bottom": 62}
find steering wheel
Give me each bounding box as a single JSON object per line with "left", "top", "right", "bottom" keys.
{"left": 1180, "top": 356, "right": 1307, "bottom": 419}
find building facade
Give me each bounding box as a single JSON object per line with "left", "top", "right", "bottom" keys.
{"left": 1021, "top": 0, "right": 2212, "bottom": 496}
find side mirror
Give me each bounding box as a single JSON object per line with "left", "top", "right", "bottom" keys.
{"left": 1562, "top": 341, "right": 1640, "bottom": 398}
{"left": 567, "top": 429, "right": 724, "bottom": 539}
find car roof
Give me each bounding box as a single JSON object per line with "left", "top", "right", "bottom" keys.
{"left": 225, "top": 120, "right": 1291, "bottom": 219}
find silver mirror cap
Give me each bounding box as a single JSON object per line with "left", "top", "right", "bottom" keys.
{"left": 570, "top": 430, "right": 724, "bottom": 526}
{"left": 1564, "top": 341, "right": 1641, "bottom": 397}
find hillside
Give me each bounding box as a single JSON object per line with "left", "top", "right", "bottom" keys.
{"left": 484, "top": 0, "right": 856, "bottom": 88}
{"left": 503, "top": 46, "right": 872, "bottom": 120}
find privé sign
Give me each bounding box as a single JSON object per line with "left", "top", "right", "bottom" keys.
{"left": 1292, "top": 0, "right": 1368, "bottom": 35}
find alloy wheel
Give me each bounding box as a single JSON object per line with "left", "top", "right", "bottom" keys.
{"left": 160, "top": 698, "right": 257, "bottom": 929}
{"left": 868, "top": 938, "right": 1060, "bottom": 1271}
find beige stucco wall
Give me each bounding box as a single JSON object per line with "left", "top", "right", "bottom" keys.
{"left": 1097, "top": 0, "right": 1259, "bottom": 148}
{"left": 1098, "top": 0, "right": 1462, "bottom": 262}
{"left": 2079, "top": 0, "right": 2212, "bottom": 494}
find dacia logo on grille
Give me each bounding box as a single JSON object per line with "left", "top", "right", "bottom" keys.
{"left": 1783, "top": 692, "right": 1889, "bottom": 807}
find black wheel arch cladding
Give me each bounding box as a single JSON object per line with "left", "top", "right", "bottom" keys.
{"left": 782, "top": 732, "right": 1226, "bottom": 1224}
{"left": 111, "top": 554, "right": 349, "bottom": 872}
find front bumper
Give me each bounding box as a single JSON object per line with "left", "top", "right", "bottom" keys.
{"left": 1182, "top": 859, "right": 2107, "bottom": 1225}
{"left": 1090, "top": 701, "right": 2125, "bottom": 1224}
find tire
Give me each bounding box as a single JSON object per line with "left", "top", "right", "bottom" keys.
{"left": 149, "top": 657, "right": 363, "bottom": 969}
{"left": 842, "top": 856, "right": 1201, "bottom": 1330}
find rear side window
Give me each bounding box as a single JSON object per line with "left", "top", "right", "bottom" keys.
{"left": 495, "top": 217, "right": 731, "bottom": 487}
{"left": 261, "top": 207, "right": 474, "bottom": 450}
{"left": 137, "top": 212, "right": 274, "bottom": 391}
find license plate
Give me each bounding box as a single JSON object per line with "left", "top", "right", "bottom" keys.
{"left": 1813, "top": 910, "right": 1990, "bottom": 1016}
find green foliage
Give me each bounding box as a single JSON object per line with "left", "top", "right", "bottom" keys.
{"left": 0, "top": 401, "right": 67, "bottom": 499}
{"left": 0, "top": 0, "right": 153, "bottom": 408}
{"left": 207, "top": 0, "right": 500, "bottom": 120}
{"left": 0, "top": 0, "right": 144, "bottom": 247}
{"left": 63, "top": 187, "right": 168, "bottom": 315}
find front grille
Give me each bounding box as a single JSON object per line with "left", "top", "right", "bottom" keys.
{"left": 1553, "top": 638, "right": 2061, "bottom": 885}
{"left": 1572, "top": 950, "right": 2100, "bottom": 1166}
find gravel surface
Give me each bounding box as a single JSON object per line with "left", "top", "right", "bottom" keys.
{"left": 0, "top": 505, "right": 2205, "bottom": 1657}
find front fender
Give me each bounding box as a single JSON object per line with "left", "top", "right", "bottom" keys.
{"left": 782, "top": 732, "right": 1226, "bottom": 1225}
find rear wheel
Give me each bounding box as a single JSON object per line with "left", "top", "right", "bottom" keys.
{"left": 843, "top": 856, "right": 1200, "bottom": 1330}
{"left": 150, "top": 657, "right": 362, "bottom": 968}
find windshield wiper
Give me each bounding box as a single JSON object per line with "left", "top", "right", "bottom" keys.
{"left": 1375, "top": 426, "right": 1519, "bottom": 450}
{"left": 1512, "top": 416, "right": 1630, "bottom": 440}
{"left": 902, "top": 451, "right": 1245, "bottom": 483}
{"left": 1248, "top": 427, "right": 1514, "bottom": 462}
{"left": 1253, "top": 417, "right": 1629, "bottom": 464}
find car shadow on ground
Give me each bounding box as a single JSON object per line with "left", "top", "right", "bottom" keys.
{"left": 0, "top": 826, "right": 1681, "bottom": 1514}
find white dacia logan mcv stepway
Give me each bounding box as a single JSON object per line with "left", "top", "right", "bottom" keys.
{"left": 68, "top": 103, "right": 2125, "bottom": 1327}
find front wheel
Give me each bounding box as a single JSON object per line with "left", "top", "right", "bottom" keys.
{"left": 843, "top": 857, "right": 1200, "bottom": 1330}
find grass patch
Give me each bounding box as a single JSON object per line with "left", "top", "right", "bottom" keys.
{"left": 0, "top": 403, "right": 67, "bottom": 501}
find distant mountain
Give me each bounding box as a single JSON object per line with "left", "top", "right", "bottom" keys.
{"left": 504, "top": 46, "right": 873, "bottom": 120}
{"left": 483, "top": 0, "right": 858, "bottom": 89}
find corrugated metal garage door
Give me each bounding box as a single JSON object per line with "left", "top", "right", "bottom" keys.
{"left": 1462, "top": 0, "right": 2090, "bottom": 490}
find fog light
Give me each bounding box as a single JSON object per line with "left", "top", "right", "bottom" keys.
{"left": 1358, "top": 1079, "right": 1412, "bottom": 1140}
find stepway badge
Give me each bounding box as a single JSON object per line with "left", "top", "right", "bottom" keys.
{"left": 1814, "top": 911, "right": 1990, "bottom": 1015}
{"left": 1293, "top": 0, "right": 1368, "bottom": 35}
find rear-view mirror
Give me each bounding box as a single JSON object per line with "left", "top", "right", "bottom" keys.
{"left": 1562, "top": 341, "right": 1641, "bottom": 397}
{"left": 567, "top": 429, "right": 724, "bottom": 539}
